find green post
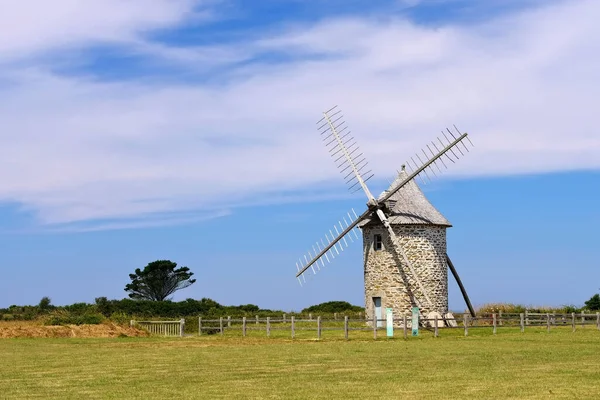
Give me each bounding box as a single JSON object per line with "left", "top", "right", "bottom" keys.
{"left": 411, "top": 307, "right": 419, "bottom": 337}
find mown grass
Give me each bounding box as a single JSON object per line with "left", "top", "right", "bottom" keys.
{"left": 1, "top": 327, "right": 600, "bottom": 399}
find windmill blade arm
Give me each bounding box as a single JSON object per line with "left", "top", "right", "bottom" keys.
{"left": 295, "top": 208, "right": 370, "bottom": 278}
{"left": 318, "top": 106, "right": 376, "bottom": 201}
{"left": 379, "top": 132, "right": 470, "bottom": 204}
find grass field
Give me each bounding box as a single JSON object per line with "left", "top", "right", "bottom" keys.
{"left": 1, "top": 327, "right": 599, "bottom": 399}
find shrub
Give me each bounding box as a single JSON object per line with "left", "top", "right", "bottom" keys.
{"left": 109, "top": 311, "right": 131, "bottom": 325}
{"left": 44, "top": 310, "right": 104, "bottom": 326}
{"left": 302, "top": 301, "right": 364, "bottom": 314}
{"left": 584, "top": 294, "right": 600, "bottom": 311}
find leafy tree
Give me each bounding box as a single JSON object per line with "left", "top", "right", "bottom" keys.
{"left": 584, "top": 294, "right": 600, "bottom": 311}
{"left": 124, "top": 260, "right": 196, "bottom": 301}
{"left": 38, "top": 296, "right": 52, "bottom": 311}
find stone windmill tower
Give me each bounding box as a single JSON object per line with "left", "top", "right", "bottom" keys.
{"left": 359, "top": 166, "right": 452, "bottom": 323}
{"left": 293, "top": 106, "right": 475, "bottom": 325}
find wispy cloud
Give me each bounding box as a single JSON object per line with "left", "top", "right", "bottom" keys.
{"left": 0, "top": 0, "right": 598, "bottom": 228}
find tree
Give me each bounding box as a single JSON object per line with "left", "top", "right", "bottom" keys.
{"left": 124, "top": 260, "right": 196, "bottom": 301}
{"left": 584, "top": 294, "right": 600, "bottom": 311}
{"left": 38, "top": 296, "right": 52, "bottom": 311}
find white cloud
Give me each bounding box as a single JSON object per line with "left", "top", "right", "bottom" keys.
{"left": 0, "top": 0, "right": 598, "bottom": 228}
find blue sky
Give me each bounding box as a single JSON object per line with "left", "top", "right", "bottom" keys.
{"left": 0, "top": 0, "right": 599, "bottom": 311}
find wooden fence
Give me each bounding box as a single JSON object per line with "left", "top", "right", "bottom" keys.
{"left": 131, "top": 319, "right": 185, "bottom": 337}
{"left": 196, "top": 312, "right": 600, "bottom": 339}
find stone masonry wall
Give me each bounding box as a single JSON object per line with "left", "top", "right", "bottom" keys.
{"left": 362, "top": 225, "right": 448, "bottom": 324}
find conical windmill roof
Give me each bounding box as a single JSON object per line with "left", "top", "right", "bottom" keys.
{"left": 361, "top": 167, "right": 452, "bottom": 227}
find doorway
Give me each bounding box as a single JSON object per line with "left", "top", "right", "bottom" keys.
{"left": 373, "top": 297, "right": 383, "bottom": 327}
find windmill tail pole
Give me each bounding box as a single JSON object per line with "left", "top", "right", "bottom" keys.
{"left": 446, "top": 254, "right": 476, "bottom": 318}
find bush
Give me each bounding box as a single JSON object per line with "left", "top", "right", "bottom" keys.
{"left": 584, "top": 294, "right": 600, "bottom": 311}
{"left": 44, "top": 310, "right": 104, "bottom": 326}
{"left": 109, "top": 312, "right": 131, "bottom": 325}
{"left": 302, "top": 301, "right": 364, "bottom": 314}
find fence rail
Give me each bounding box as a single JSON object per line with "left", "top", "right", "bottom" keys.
{"left": 195, "top": 312, "right": 600, "bottom": 339}
{"left": 130, "top": 312, "right": 600, "bottom": 340}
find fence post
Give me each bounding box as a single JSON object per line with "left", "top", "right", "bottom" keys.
{"left": 493, "top": 313, "right": 497, "bottom": 335}
{"left": 291, "top": 316, "right": 295, "bottom": 339}
{"left": 317, "top": 316, "right": 321, "bottom": 340}
{"left": 403, "top": 315, "right": 407, "bottom": 339}
{"left": 198, "top": 317, "right": 202, "bottom": 336}
{"left": 334, "top": 312, "right": 338, "bottom": 320}
{"left": 266, "top": 317, "right": 271, "bottom": 337}
{"left": 571, "top": 312, "right": 576, "bottom": 332}
{"left": 463, "top": 314, "right": 468, "bottom": 337}
{"left": 256, "top": 315, "right": 259, "bottom": 325}
{"left": 596, "top": 312, "right": 600, "bottom": 331}
{"left": 373, "top": 309, "right": 377, "bottom": 339}
{"left": 434, "top": 315, "right": 439, "bottom": 338}
{"left": 283, "top": 313, "right": 286, "bottom": 323}
{"left": 581, "top": 313, "right": 585, "bottom": 328}
{"left": 227, "top": 316, "right": 231, "bottom": 328}
{"left": 499, "top": 310, "right": 503, "bottom": 326}
{"left": 546, "top": 313, "right": 550, "bottom": 333}
{"left": 130, "top": 320, "right": 134, "bottom": 328}
{"left": 309, "top": 313, "right": 313, "bottom": 321}
{"left": 180, "top": 319, "right": 185, "bottom": 337}
{"left": 344, "top": 316, "right": 349, "bottom": 340}
{"left": 525, "top": 310, "right": 529, "bottom": 326}
{"left": 219, "top": 317, "right": 224, "bottom": 336}
{"left": 242, "top": 317, "right": 247, "bottom": 337}
{"left": 520, "top": 313, "right": 524, "bottom": 333}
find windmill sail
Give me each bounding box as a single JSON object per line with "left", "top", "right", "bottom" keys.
{"left": 317, "top": 106, "right": 375, "bottom": 196}
{"left": 295, "top": 208, "right": 365, "bottom": 281}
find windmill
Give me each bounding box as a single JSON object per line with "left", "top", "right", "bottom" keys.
{"left": 294, "top": 106, "right": 476, "bottom": 326}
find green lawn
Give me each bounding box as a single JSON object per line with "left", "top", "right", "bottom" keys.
{"left": 1, "top": 327, "right": 599, "bottom": 399}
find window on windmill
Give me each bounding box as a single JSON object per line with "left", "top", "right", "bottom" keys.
{"left": 373, "top": 234, "right": 383, "bottom": 251}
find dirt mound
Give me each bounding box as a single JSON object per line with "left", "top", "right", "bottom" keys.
{"left": 0, "top": 321, "right": 149, "bottom": 338}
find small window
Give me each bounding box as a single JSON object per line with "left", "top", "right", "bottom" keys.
{"left": 373, "top": 234, "right": 383, "bottom": 251}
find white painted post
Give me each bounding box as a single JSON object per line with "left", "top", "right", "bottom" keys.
{"left": 266, "top": 317, "right": 271, "bottom": 337}
{"left": 373, "top": 309, "right": 377, "bottom": 339}
{"left": 344, "top": 316, "right": 349, "bottom": 340}
{"left": 283, "top": 313, "right": 286, "bottom": 323}
{"left": 130, "top": 320, "right": 134, "bottom": 328}
{"left": 317, "top": 316, "right": 321, "bottom": 340}
{"left": 571, "top": 313, "right": 576, "bottom": 332}
{"left": 463, "top": 314, "right": 468, "bottom": 337}
{"left": 525, "top": 310, "right": 529, "bottom": 326}
{"left": 242, "top": 317, "right": 247, "bottom": 337}
{"left": 546, "top": 313, "right": 550, "bottom": 333}
{"left": 219, "top": 317, "right": 224, "bottom": 336}
{"left": 403, "top": 315, "right": 407, "bottom": 339}
{"left": 493, "top": 313, "right": 497, "bottom": 335}
{"left": 179, "top": 319, "right": 184, "bottom": 337}
{"left": 596, "top": 312, "right": 600, "bottom": 330}
{"left": 198, "top": 317, "right": 202, "bottom": 336}
{"left": 291, "top": 316, "right": 295, "bottom": 339}
{"left": 334, "top": 312, "right": 338, "bottom": 320}
{"left": 434, "top": 315, "right": 438, "bottom": 337}
{"left": 520, "top": 313, "right": 525, "bottom": 333}
{"left": 499, "top": 310, "right": 503, "bottom": 326}
{"left": 255, "top": 315, "right": 259, "bottom": 325}
{"left": 309, "top": 313, "right": 313, "bottom": 321}
{"left": 227, "top": 316, "right": 231, "bottom": 328}
{"left": 581, "top": 313, "right": 585, "bottom": 328}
